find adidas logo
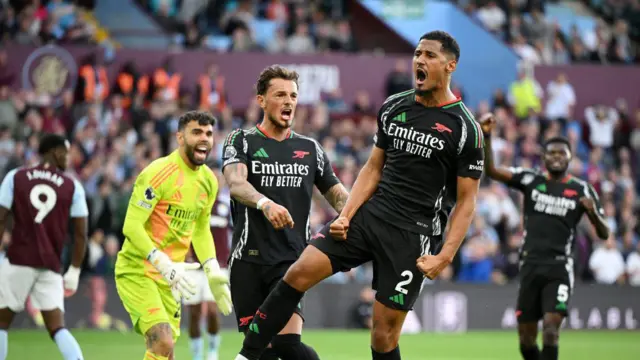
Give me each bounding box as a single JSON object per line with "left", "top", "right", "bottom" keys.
{"left": 249, "top": 323, "right": 259, "bottom": 334}
{"left": 392, "top": 112, "right": 406, "bottom": 123}
{"left": 389, "top": 293, "right": 405, "bottom": 306}
{"left": 253, "top": 148, "right": 269, "bottom": 158}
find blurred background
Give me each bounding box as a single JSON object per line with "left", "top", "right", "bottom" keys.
{"left": 0, "top": 0, "right": 639, "bottom": 341}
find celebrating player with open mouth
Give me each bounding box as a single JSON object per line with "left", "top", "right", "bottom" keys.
{"left": 115, "top": 111, "right": 232, "bottom": 360}
{"left": 480, "top": 115, "right": 609, "bottom": 360}
{"left": 235, "top": 31, "right": 484, "bottom": 360}
{"left": 0, "top": 134, "right": 88, "bottom": 360}
{"left": 222, "top": 65, "right": 349, "bottom": 360}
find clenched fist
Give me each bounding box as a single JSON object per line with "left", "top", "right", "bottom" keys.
{"left": 261, "top": 200, "right": 294, "bottom": 230}
{"left": 329, "top": 216, "right": 350, "bottom": 241}
{"left": 478, "top": 112, "right": 496, "bottom": 135}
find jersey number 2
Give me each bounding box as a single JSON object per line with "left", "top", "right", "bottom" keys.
{"left": 395, "top": 270, "right": 413, "bottom": 295}
{"left": 30, "top": 184, "right": 57, "bottom": 223}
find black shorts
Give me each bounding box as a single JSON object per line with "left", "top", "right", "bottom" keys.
{"left": 310, "top": 203, "right": 439, "bottom": 311}
{"left": 229, "top": 259, "right": 304, "bottom": 332}
{"left": 516, "top": 262, "right": 574, "bottom": 323}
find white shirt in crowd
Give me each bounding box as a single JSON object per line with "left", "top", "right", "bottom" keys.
{"left": 626, "top": 251, "right": 640, "bottom": 286}
{"left": 476, "top": 5, "right": 506, "bottom": 32}
{"left": 545, "top": 80, "right": 576, "bottom": 120}
{"left": 589, "top": 245, "right": 626, "bottom": 284}
{"left": 585, "top": 106, "right": 618, "bottom": 148}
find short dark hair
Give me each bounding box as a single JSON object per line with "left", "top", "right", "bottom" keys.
{"left": 544, "top": 136, "right": 571, "bottom": 152}
{"left": 38, "top": 133, "right": 68, "bottom": 155}
{"left": 178, "top": 111, "right": 217, "bottom": 131}
{"left": 419, "top": 31, "right": 460, "bottom": 61}
{"left": 256, "top": 65, "right": 299, "bottom": 95}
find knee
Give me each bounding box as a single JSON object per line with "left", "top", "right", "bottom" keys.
{"left": 518, "top": 329, "right": 537, "bottom": 346}
{"left": 151, "top": 336, "right": 174, "bottom": 356}
{"left": 371, "top": 321, "right": 399, "bottom": 353}
{"left": 542, "top": 322, "right": 559, "bottom": 345}
{"left": 282, "top": 261, "right": 315, "bottom": 291}
{"left": 146, "top": 325, "right": 175, "bottom": 356}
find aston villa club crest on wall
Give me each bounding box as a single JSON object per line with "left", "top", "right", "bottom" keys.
{"left": 21, "top": 45, "right": 78, "bottom": 106}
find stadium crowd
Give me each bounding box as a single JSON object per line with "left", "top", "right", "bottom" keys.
{"left": 0, "top": 46, "right": 638, "bottom": 288}
{"left": 0, "top": 1, "right": 638, "bottom": 289}
{"left": 464, "top": 0, "right": 640, "bottom": 65}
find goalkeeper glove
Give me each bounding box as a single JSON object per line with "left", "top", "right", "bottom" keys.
{"left": 63, "top": 265, "right": 81, "bottom": 297}
{"left": 203, "top": 259, "right": 233, "bottom": 315}
{"left": 147, "top": 249, "right": 200, "bottom": 302}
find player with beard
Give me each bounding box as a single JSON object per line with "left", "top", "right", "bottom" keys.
{"left": 480, "top": 115, "right": 609, "bottom": 360}
{"left": 115, "top": 111, "right": 232, "bottom": 360}
{"left": 0, "top": 134, "right": 88, "bottom": 360}
{"left": 235, "top": 31, "right": 484, "bottom": 360}
{"left": 222, "top": 65, "right": 348, "bottom": 360}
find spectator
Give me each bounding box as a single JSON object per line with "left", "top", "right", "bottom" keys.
{"left": 286, "top": 22, "right": 314, "bottom": 54}
{"left": 585, "top": 105, "right": 618, "bottom": 149}
{"left": 476, "top": 1, "right": 506, "bottom": 34}
{"left": 544, "top": 73, "right": 575, "bottom": 126}
{"left": 626, "top": 242, "right": 640, "bottom": 286}
{"left": 589, "top": 236, "right": 626, "bottom": 285}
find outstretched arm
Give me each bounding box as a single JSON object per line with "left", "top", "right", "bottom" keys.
{"left": 339, "top": 146, "right": 385, "bottom": 220}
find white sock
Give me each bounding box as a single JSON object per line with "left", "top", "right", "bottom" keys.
{"left": 53, "top": 328, "right": 84, "bottom": 360}
{"left": 207, "top": 333, "right": 221, "bottom": 354}
{"left": 190, "top": 337, "right": 204, "bottom": 360}
{"left": 234, "top": 356, "right": 249, "bottom": 360}
{"left": 0, "top": 330, "right": 7, "bottom": 360}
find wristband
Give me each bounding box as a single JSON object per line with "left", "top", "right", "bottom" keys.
{"left": 256, "top": 197, "right": 271, "bottom": 210}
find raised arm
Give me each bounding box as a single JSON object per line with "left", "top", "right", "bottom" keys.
{"left": 479, "top": 113, "right": 514, "bottom": 183}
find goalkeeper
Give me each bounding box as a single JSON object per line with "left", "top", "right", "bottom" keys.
{"left": 115, "top": 111, "right": 232, "bottom": 360}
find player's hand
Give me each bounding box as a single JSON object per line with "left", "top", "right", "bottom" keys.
{"left": 580, "top": 197, "right": 596, "bottom": 214}
{"left": 147, "top": 249, "right": 200, "bottom": 302}
{"left": 329, "top": 216, "right": 350, "bottom": 241}
{"left": 478, "top": 112, "right": 496, "bottom": 135}
{"left": 261, "top": 200, "right": 295, "bottom": 230}
{"left": 417, "top": 254, "right": 451, "bottom": 280}
{"left": 203, "top": 259, "right": 233, "bottom": 316}
{"left": 62, "top": 266, "right": 81, "bottom": 297}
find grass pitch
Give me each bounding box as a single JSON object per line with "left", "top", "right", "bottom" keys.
{"left": 7, "top": 329, "right": 639, "bottom": 359}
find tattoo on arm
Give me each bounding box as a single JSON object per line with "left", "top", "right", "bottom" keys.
{"left": 324, "top": 184, "right": 349, "bottom": 214}
{"left": 145, "top": 323, "right": 172, "bottom": 350}
{"left": 223, "top": 163, "right": 267, "bottom": 208}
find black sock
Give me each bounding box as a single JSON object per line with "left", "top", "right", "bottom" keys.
{"left": 259, "top": 348, "right": 279, "bottom": 360}
{"left": 371, "top": 346, "right": 401, "bottom": 360}
{"left": 240, "top": 280, "right": 304, "bottom": 360}
{"left": 519, "top": 344, "right": 540, "bottom": 360}
{"left": 541, "top": 345, "right": 558, "bottom": 360}
{"left": 271, "top": 334, "right": 320, "bottom": 360}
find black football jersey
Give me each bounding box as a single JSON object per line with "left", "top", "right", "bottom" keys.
{"left": 367, "top": 89, "right": 484, "bottom": 235}
{"left": 222, "top": 126, "right": 340, "bottom": 265}
{"left": 506, "top": 168, "right": 605, "bottom": 264}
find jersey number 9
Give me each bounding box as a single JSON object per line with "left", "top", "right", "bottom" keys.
{"left": 30, "top": 184, "right": 57, "bottom": 223}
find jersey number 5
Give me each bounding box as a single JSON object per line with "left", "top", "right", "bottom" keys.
{"left": 557, "top": 284, "right": 569, "bottom": 303}
{"left": 30, "top": 184, "right": 57, "bottom": 223}
{"left": 395, "top": 270, "right": 414, "bottom": 295}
